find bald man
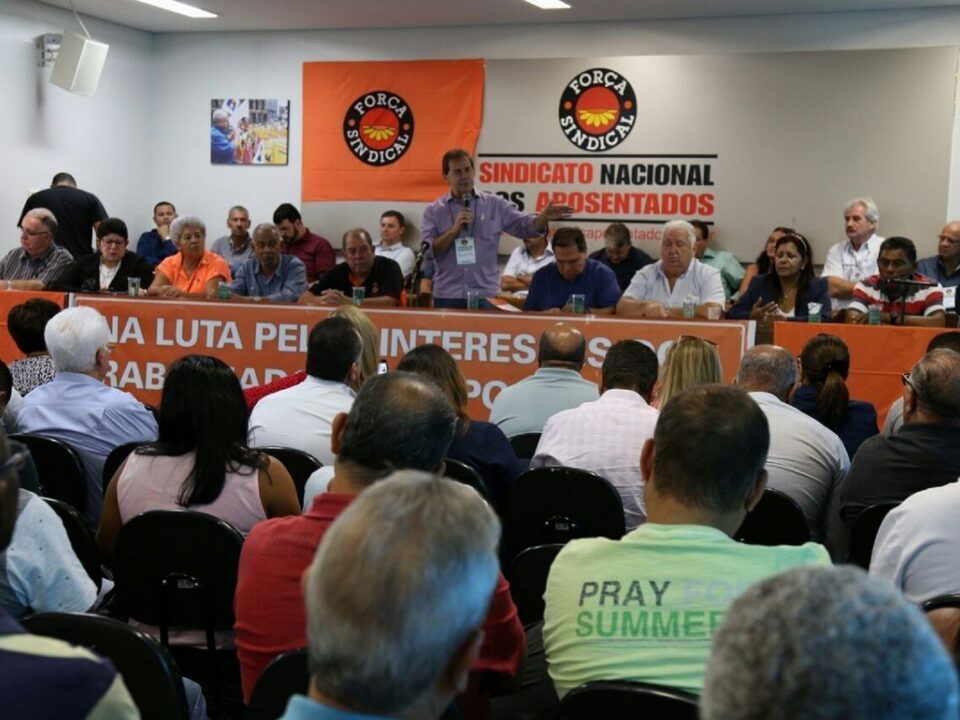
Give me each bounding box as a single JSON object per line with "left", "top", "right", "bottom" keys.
{"left": 488, "top": 323, "right": 599, "bottom": 438}
{"left": 918, "top": 221, "right": 960, "bottom": 291}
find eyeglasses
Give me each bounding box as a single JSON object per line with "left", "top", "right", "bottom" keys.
{"left": 0, "top": 450, "right": 29, "bottom": 477}
{"left": 20, "top": 229, "right": 49, "bottom": 238}
{"left": 938, "top": 235, "right": 960, "bottom": 246}
{"left": 100, "top": 239, "right": 127, "bottom": 247}
{"left": 901, "top": 372, "right": 916, "bottom": 390}
{"left": 677, "top": 335, "right": 719, "bottom": 348}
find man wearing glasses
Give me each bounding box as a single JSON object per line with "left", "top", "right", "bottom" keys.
{"left": 917, "top": 222, "right": 960, "bottom": 288}
{"left": 0, "top": 209, "right": 74, "bottom": 290}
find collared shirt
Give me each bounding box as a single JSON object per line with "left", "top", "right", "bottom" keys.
{"left": 229, "top": 255, "right": 307, "bottom": 302}
{"left": 523, "top": 259, "right": 621, "bottom": 312}
{"left": 870, "top": 480, "right": 960, "bottom": 603}
{"left": 849, "top": 272, "right": 944, "bottom": 317}
{"left": 156, "top": 249, "right": 232, "bottom": 293}
{"left": 821, "top": 233, "right": 884, "bottom": 310}
{"left": 18, "top": 372, "right": 159, "bottom": 527}
{"left": 589, "top": 246, "right": 654, "bottom": 293}
{"left": 622, "top": 258, "right": 725, "bottom": 308}
{"left": 748, "top": 391, "right": 849, "bottom": 559}
{"left": 917, "top": 255, "right": 960, "bottom": 288}
{"left": 700, "top": 247, "right": 745, "bottom": 299}
{"left": 531, "top": 389, "right": 658, "bottom": 531}
{"left": 211, "top": 234, "right": 255, "bottom": 273}
{"left": 248, "top": 376, "right": 356, "bottom": 465}
{"left": 311, "top": 257, "right": 403, "bottom": 302}
{"left": 503, "top": 245, "right": 555, "bottom": 278}
{"left": 375, "top": 242, "right": 415, "bottom": 279}
{"left": 281, "top": 229, "right": 335, "bottom": 283}
{"left": 135, "top": 229, "right": 176, "bottom": 270}
{"left": 0, "top": 245, "right": 74, "bottom": 286}
{"left": 489, "top": 367, "right": 599, "bottom": 438}
{"left": 422, "top": 190, "right": 540, "bottom": 299}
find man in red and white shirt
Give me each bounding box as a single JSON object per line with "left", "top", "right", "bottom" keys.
{"left": 847, "top": 236, "right": 946, "bottom": 327}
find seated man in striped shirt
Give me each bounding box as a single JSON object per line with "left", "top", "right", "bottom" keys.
{"left": 846, "top": 236, "right": 946, "bottom": 327}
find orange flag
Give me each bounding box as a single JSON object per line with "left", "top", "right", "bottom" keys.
{"left": 302, "top": 59, "right": 484, "bottom": 202}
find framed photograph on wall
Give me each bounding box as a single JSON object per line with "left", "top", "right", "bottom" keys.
{"left": 210, "top": 98, "right": 290, "bottom": 165}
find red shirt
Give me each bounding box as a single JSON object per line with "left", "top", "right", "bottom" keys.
{"left": 233, "top": 492, "right": 525, "bottom": 710}
{"left": 281, "top": 229, "right": 335, "bottom": 283}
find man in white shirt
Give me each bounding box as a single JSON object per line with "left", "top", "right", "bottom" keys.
{"left": 616, "top": 219, "right": 725, "bottom": 318}
{"left": 501, "top": 232, "right": 554, "bottom": 291}
{"left": 248, "top": 316, "right": 361, "bottom": 465}
{"left": 531, "top": 339, "right": 659, "bottom": 531}
{"left": 735, "top": 345, "right": 849, "bottom": 560}
{"left": 821, "top": 197, "right": 884, "bottom": 310}
{"left": 375, "top": 210, "right": 415, "bottom": 281}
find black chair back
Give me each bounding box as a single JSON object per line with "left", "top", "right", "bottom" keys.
{"left": 42, "top": 497, "right": 102, "bottom": 590}
{"left": 444, "top": 458, "right": 491, "bottom": 502}
{"left": 847, "top": 502, "right": 899, "bottom": 568}
{"left": 504, "top": 467, "right": 625, "bottom": 560}
{"left": 253, "top": 446, "right": 321, "bottom": 507}
{"left": 558, "top": 680, "right": 699, "bottom": 719}
{"left": 734, "top": 488, "right": 810, "bottom": 547}
{"left": 10, "top": 433, "right": 86, "bottom": 514}
{"left": 509, "top": 433, "right": 542, "bottom": 460}
{"left": 103, "top": 441, "right": 147, "bottom": 487}
{"left": 506, "top": 543, "right": 564, "bottom": 626}
{"left": 24, "top": 612, "right": 189, "bottom": 720}
{"left": 245, "top": 649, "right": 309, "bottom": 720}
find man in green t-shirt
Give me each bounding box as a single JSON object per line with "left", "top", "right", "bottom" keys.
{"left": 542, "top": 384, "right": 831, "bottom": 697}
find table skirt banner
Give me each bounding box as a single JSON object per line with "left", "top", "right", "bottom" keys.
{"left": 73, "top": 297, "right": 754, "bottom": 415}
{"left": 0, "top": 291, "right": 69, "bottom": 365}
{"left": 773, "top": 322, "right": 943, "bottom": 428}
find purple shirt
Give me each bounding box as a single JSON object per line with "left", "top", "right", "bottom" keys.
{"left": 422, "top": 190, "right": 539, "bottom": 299}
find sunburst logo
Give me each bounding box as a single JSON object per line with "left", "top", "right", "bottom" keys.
{"left": 559, "top": 68, "right": 637, "bottom": 152}
{"left": 343, "top": 90, "right": 415, "bottom": 166}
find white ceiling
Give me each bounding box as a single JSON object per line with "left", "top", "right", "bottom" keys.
{"left": 36, "top": 0, "right": 960, "bottom": 33}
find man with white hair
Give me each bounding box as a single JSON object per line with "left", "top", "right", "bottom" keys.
{"left": 821, "top": 197, "right": 884, "bottom": 310}
{"left": 0, "top": 209, "right": 74, "bottom": 290}
{"left": 281, "top": 471, "right": 501, "bottom": 720}
{"left": 701, "top": 565, "right": 959, "bottom": 720}
{"left": 615, "top": 219, "right": 725, "bottom": 318}
{"left": 211, "top": 108, "right": 237, "bottom": 164}
{"left": 18, "top": 306, "right": 158, "bottom": 526}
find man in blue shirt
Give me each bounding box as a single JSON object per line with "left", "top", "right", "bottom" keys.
{"left": 917, "top": 221, "right": 960, "bottom": 289}
{"left": 523, "top": 227, "right": 621, "bottom": 313}
{"left": 226, "top": 223, "right": 307, "bottom": 303}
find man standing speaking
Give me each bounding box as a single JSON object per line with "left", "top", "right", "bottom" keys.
{"left": 422, "top": 148, "right": 572, "bottom": 309}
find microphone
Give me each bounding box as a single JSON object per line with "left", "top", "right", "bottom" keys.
{"left": 418, "top": 241, "right": 429, "bottom": 255}
{"left": 880, "top": 277, "right": 936, "bottom": 293}
{"left": 461, "top": 194, "right": 472, "bottom": 231}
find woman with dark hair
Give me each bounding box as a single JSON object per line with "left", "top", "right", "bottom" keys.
{"left": 53, "top": 217, "right": 154, "bottom": 293}
{"left": 736, "top": 226, "right": 795, "bottom": 298}
{"left": 791, "top": 333, "right": 878, "bottom": 457}
{"left": 7, "top": 298, "right": 60, "bottom": 395}
{"left": 728, "top": 232, "right": 832, "bottom": 321}
{"left": 96, "top": 355, "right": 300, "bottom": 564}
{"left": 397, "top": 344, "right": 523, "bottom": 509}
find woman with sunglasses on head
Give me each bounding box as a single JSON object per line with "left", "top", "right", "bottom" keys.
{"left": 728, "top": 232, "right": 832, "bottom": 322}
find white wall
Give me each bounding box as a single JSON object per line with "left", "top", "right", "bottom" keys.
{"left": 0, "top": 0, "right": 154, "bottom": 254}
{"left": 2, "top": 3, "right": 959, "bottom": 255}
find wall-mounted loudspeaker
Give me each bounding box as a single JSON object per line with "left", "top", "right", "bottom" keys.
{"left": 49, "top": 31, "right": 109, "bottom": 97}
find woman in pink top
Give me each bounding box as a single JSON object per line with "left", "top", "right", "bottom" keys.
{"left": 148, "top": 215, "right": 231, "bottom": 298}
{"left": 97, "top": 355, "right": 300, "bottom": 566}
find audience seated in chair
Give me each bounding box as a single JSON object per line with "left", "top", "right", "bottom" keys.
{"left": 531, "top": 339, "right": 659, "bottom": 531}
{"left": 18, "top": 306, "right": 158, "bottom": 527}
{"left": 279, "top": 471, "right": 501, "bottom": 720}
{"left": 235, "top": 372, "right": 524, "bottom": 717}
{"left": 6, "top": 298, "right": 60, "bottom": 397}
{"left": 701, "top": 565, "right": 959, "bottom": 720}
{"left": 542, "top": 385, "right": 829, "bottom": 697}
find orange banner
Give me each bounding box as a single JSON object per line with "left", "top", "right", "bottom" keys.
{"left": 74, "top": 297, "right": 753, "bottom": 417}
{"left": 302, "top": 59, "right": 484, "bottom": 201}
{"left": 773, "top": 322, "right": 940, "bottom": 427}
{"left": 0, "top": 290, "right": 69, "bottom": 365}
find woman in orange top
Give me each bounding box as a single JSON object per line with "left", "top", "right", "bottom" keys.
{"left": 148, "top": 215, "right": 231, "bottom": 298}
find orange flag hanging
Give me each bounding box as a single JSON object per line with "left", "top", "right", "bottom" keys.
{"left": 302, "top": 59, "right": 484, "bottom": 202}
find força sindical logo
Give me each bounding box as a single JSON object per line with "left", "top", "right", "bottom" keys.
{"left": 343, "top": 90, "right": 414, "bottom": 166}
{"left": 558, "top": 68, "right": 637, "bottom": 152}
